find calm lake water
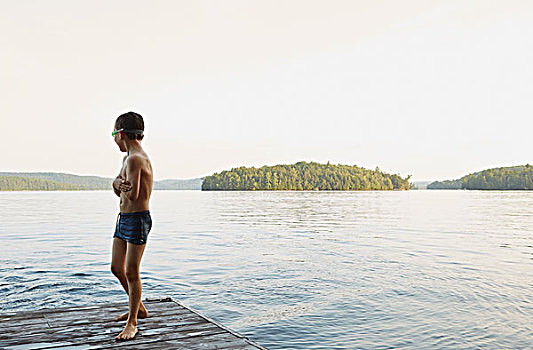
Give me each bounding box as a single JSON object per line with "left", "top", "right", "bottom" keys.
{"left": 1, "top": 190, "right": 532, "bottom": 349}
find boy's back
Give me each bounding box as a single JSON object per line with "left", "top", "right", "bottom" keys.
{"left": 118, "top": 151, "right": 153, "bottom": 213}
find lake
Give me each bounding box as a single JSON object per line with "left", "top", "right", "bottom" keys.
{"left": 1, "top": 190, "right": 532, "bottom": 349}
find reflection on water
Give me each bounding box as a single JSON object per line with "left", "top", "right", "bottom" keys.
{"left": 1, "top": 190, "right": 532, "bottom": 349}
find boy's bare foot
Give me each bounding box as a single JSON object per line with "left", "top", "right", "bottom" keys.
{"left": 116, "top": 323, "right": 138, "bottom": 341}
{"left": 114, "top": 304, "right": 149, "bottom": 322}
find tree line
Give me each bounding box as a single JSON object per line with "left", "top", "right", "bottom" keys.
{"left": 0, "top": 172, "right": 204, "bottom": 191}
{"left": 0, "top": 176, "right": 95, "bottom": 191}
{"left": 427, "top": 165, "right": 533, "bottom": 190}
{"left": 202, "top": 161, "right": 412, "bottom": 191}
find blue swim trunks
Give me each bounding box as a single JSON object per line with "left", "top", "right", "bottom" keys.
{"left": 113, "top": 211, "right": 152, "bottom": 245}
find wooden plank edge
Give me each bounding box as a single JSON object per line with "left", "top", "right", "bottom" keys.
{"left": 1, "top": 321, "right": 223, "bottom": 349}
{"left": 1, "top": 297, "right": 172, "bottom": 318}
{"left": 0, "top": 311, "right": 207, "bottom": 341}
{"left": 169, "top": 298, "right": 269, "bottom": 350}
{"left": 53, "top": 325, "right": 228, "bottom": 349}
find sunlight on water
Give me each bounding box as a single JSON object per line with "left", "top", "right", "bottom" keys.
{"left": 1, "top": 190, "right": 532, "bottom": 349}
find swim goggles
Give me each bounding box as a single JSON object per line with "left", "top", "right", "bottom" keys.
{"left": 112, "top": 128, "right": 144, "bottom": 136}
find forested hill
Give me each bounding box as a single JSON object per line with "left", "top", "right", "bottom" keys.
{"left": 0, "top": 176, "right": 93, "bottom": 191}
{"left": 0, "top": 172, "right": 111, "bottom": 190}
{"left": 0, "top": 172, "right": 203, "bottom": 191}
{"left": 427, "top": 165, "right": 533, "bottom": 190}
{"left": 202, "top": 162, "right": 412, "bottom": 191}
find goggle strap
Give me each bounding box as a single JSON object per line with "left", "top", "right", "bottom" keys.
{"left": 119, "top": 129, "right": 144, "bottom": 135}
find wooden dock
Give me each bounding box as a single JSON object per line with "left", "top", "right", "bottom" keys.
{"left": 0, "top": 297, "right": 268, "bottom": 349}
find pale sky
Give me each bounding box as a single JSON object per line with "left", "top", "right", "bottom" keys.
{"left": 1, "top": 0, "right": 531, "bottom": 181}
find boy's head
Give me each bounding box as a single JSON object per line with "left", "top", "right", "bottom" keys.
{"left": 114, "top": 112, "right": 144, "bottom": 141}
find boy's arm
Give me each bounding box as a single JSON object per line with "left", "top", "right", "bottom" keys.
{"left": 112, "top": 175, "right": 123, "bottom": 197}
{"left": 112, "top": 156, "right": 128, "bottom": 197}
{"left": 124, "top": 155, "right": 142, "bottom": 201}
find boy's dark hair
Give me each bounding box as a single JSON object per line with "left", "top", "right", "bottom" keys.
{"left": 115, "top": 112, "right": 144, "bottom": 140}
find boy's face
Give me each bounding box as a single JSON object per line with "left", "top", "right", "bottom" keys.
{"left": 113, "top": 123, "right": 127, "bottom": 152}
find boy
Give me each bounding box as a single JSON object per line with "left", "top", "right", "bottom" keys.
{"left": 110, "top": 111, "right": 153, "bottom": 340}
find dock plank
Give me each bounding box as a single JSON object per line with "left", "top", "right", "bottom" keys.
{"left": 0, "top": 303, "right": 192, "bottom": 336}
{"left": 44, "top": 305, "right": 191, "bottom": 328}
{"left": 0, "top": 315, "right": 50, "bottom": 333}
{"left": 0, "top": 297, "right": 267, "bottom": 350}
{"left": 3, "top": 314, "right": 213, "bottom": 344}
{"left": 112, "top": 332, "right": 260, "bottom": 349}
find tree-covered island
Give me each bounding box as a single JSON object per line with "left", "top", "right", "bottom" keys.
{"left": 427, "top": 165, "right": 533, "bottom": 190}
{"left": 202, "top": 161, "right": 412, "bottom": 191}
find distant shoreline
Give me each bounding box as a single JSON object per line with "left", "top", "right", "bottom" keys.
{"left": 0, "top": 172, "right": 203, "bottom": 191}
{"left": 2, "top": 162, "right": 532, "bottom": 191}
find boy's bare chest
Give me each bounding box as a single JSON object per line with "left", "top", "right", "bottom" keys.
{"left": 119, "top": 160, "right": 128, "bottom": 180}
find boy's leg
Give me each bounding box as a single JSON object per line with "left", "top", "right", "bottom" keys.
{"left": 116, "top": 242, "right": 146, "bottom": 340}
{"left": 111, "top": 238, "right": 148, "bottom": 322}
{"left": 111, "top": 237, "right": 128, "bottom": 290}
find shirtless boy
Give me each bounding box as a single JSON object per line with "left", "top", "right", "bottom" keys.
{"left": 110, "top": 111, "right": 153, "bottom": 340}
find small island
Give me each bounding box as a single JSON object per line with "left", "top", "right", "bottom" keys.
{"left": 202, "top": 161, "right": 412, "bottom": 191}
{"left": 427, "top": 165, "right": 533, "bottom": 190}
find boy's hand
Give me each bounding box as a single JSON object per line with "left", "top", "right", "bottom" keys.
{"left": 117, "top": 180, "right": 132, "bottom": 192}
